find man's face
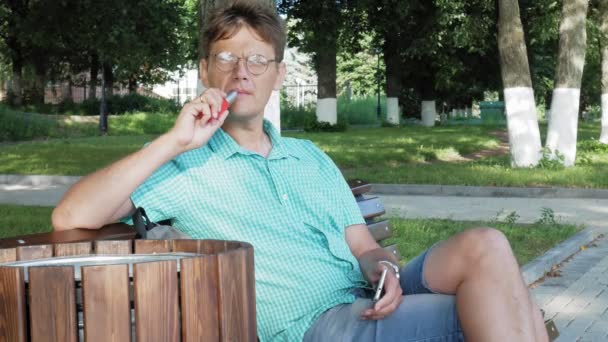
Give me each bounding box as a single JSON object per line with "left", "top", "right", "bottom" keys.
{"left": 200, "top": 25, "right": 286, "bottom": 120}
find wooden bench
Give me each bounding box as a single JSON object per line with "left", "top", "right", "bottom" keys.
{"left": 0, "top": 179, "right": 397, "bottom": 258}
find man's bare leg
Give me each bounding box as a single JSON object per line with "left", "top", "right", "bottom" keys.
{"left": 422, "top": 227, "right": 549, "bottom": 342}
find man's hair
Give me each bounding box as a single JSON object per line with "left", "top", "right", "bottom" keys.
{"left": 202, "top": 2, "right": 286, "bottom": 62}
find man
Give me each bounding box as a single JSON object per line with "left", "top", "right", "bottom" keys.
{"left": 52, "top": 2, "right": 548, "bottom": 341}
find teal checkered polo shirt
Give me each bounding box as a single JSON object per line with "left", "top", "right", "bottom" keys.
{"left": 130, "top": 119, "right": 367, "bottom": 341}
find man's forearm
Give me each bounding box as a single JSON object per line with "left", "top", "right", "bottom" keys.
{"left": 52, "top": 133, "right": 183, "bottom": 230}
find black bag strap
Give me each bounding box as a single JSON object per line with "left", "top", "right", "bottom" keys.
{"left": 132, "top": 207, "right": 155, "bottom": 239}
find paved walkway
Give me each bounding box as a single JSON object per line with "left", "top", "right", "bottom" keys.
{"left": 2, "top": 181, "right": 607, "bottom": 340}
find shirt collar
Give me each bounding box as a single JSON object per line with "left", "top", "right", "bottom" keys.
{"left": 208, "top": 119, "right": 301, "bottom": 161}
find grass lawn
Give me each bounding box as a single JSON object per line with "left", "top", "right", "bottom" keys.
{"left": 1, "top": 122, "right": 607, "bottom": 188}
{"left": 0, "top": 205, "right": 581, "bottom": 267}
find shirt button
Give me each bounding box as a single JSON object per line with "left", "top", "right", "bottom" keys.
{"left": 282, "top": 194, "right": 288, "bottom": 200}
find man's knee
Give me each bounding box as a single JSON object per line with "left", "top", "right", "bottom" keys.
{"left": 458, "top": 227, "right": 514, "bottom": 268}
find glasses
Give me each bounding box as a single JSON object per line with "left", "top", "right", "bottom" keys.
{"left": 211, "top": 51, "right": 277, "bottom": 76}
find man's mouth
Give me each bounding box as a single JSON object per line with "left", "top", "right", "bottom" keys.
{"left": 233, "top": 88, "right": 253, "bottom": 95}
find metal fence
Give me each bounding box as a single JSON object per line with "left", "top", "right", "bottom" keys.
{"left": 282, "top": 84, "right": 317, "bottom": 107}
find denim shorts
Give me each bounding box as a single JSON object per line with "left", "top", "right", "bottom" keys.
{"left": 302, "top": 243, "right": 465, "bottom": 342}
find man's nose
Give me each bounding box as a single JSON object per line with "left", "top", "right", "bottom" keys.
{"left": 233, "top": 59, "right": 249, "bottom": 79}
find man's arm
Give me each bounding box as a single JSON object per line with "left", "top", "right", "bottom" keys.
{"left": 52, "top": 89, "right": 229, "bottom": 231}
{"left": 345, "top": 224, "right": 400, "bottom": 266}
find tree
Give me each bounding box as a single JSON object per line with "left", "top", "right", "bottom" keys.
{"left": 280, "top": 0, "right": 346, "bottom": 125}
{"left": 497, "top": 0, "right": 542, "bottom": 167}
{"left": 600, "top": 0, "right": 608, "bottom": 143}
{"left": 545, "top": 0, "right": 590, "bottom": 166}
{"left": 200, "top": 0, "right": 281, "bottom": 131}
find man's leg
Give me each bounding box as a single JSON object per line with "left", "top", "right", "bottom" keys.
{"left": 422, "top": 227, "right": 549, "bottom": 342}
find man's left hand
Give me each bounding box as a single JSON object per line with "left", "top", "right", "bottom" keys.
{"left": 360, "top": 263, "right": 403, "bottom": 320}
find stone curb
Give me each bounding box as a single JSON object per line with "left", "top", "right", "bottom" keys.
{"left": 0, "top": 174, "right": 81, "bottom": 187}
{"left": 371, "top": 183, "right": 608, "bottom": 199}
{"left": 521, "top": 227, "right": 600, "bottom": 286}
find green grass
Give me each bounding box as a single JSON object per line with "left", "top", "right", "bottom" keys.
{"left": 2, "top": 108, "right": 607, "bottom": 188}
{"left": 0, "top": 205, "right": 581, "bottom": 267}
{"left": 0, "top": 205, "right": 54, "bottom": 238}
{"left": 387, "top": 218, "right": 582, "bottom": 266}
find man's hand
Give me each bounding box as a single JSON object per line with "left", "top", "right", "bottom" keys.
{"left": 167, "top": 88, "right": 230, "bottom": 153}
{"left": 360, "top": 262, "right": 403, "bottom": 320}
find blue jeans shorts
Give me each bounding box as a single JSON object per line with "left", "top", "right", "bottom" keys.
{"left": 303, "top": 243, "right": 465, "bottom": 342}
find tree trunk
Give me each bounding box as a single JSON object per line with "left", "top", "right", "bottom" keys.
{"left": 128, "top": 75, "right": 137, "bottom": 93}
{"left": 384, "top": 34, "right": 400, "bottom": 125}
{"left": 545, "top": 0, "right": 589, "bottom": 166}
{"left": 89, "top": 53, "right": 99, "bottom": 100}
{"left": 420, "top": 71, "right": 436, "bottom": 127}
{"left": 99, "top": 63, "right": 108, "bottom": 135}
{"left": 30, "top": 60, "right": 47, "bottom": 105}
{"left": 198, "top": 0, "right": 281, "bottom": 131}
{"left": 315, "top": 42, "right": 338, "bottom": 124}
{"left": 497, "top": 0, "right": 542, "bottom": 167}
{"left": 8, "top": 56, "right": 23, "bottom": 106}
{"left": 599, "top": 0, "right": 608, "bottom": 143}
{"left": 103, "top": 62, "right": 114, "bottom": 96}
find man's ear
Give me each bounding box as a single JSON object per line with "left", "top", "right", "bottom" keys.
{"left": 273, "top": 62, "right": 287, "bottom": 90}
{"left": 199, "top": 59, "right": 210, "bottom": 88}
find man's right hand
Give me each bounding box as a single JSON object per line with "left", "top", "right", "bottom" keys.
{"left": 168, "top": 88, "right": 230, "bottom": 153}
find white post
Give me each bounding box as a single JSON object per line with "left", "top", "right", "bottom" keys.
{"left": 545, "top": 88, "right": 581, "bottom": 166}
{"left": 504, "top": 87, "right": 542, "bottom": 167}
{"left": 421, "top": 101, "right": 436, "bottom": 127}
{"left": 264, "top": 90, "right": 281, "bottom": 134}
{"left": 316, "top": 98, "right": 337, "bottom": 124}
{"left": 600, "top": 94, "right": 608, "bottom": 144}
{"left": 387, "top": 97, "right": 399, "bottom": 125}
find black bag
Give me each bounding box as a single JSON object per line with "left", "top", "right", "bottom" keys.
{"left": 131, "top": 207, "right": 191, "bottom": 240}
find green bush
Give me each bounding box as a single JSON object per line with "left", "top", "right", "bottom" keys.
{"left": 10, "top": 94, "right": 180, "bottom": 116}
{"left": 0, "top": 105, "right": 58, "bottom": 141}
{"left": 80, "top": 94, "right": 180, "bottom": 115}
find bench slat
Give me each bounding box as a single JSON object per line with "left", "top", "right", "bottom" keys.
{"left": 95, "top": 240, "right": 132, "bottom": 255}
{"left": 82, "top": 264, "right": 131, "bottom": 342}
{"left": 134, "top": 240, "right": 171, "bottom": 254}
{"left": 368, "top": 220, "right": 392, "bottom": 242}
{"left": 54, "top": 241, "right": 92, "bottom": 257}
{"left": 357, "top": 197, "right": 386, "bottom": 219}
{"left": 29, "top": 266, "right": 77, "bottom": 342}
{"left": 0, "top": 248, "right": 17, "bottom": 263}
{"left": 348, "top": 179, "right": 372, "bottom": 196}
{"left": 383, "top": 244, "right": 401, "bottom": 261}
{"left": 16, "top": 244, "right": 53, "bottom": 261}
{"left": 134, "top": 260, "right": 180, "bottom": 341}
{"left": 218, "top": 248, "right": 257, "bottom": 342}
{"left": 0, "top": 267, "right": 27, "bottom": 342}
{"left": 180, "top": 255, "right": 220, "bottom": 342}
{"left": 172, "top": 239, "right": 203, "bottom": 253}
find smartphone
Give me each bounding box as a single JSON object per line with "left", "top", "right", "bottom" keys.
{"left": 373, "top": 268, "right": 388, "bottom": 302}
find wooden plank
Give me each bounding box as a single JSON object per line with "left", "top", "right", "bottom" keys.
{"left": 54, "top": 242, "right": 92, "bottom": 257}
{"left": 134, "top": 240, "right": 171, "bottom": 254}
{"left": 0, "top": 223, "right": 136, "bottom": 249}
{"left": 0, "top": 248, "right": 17, "bottom": 263}
{"left": 81, "top": 264, "right": 131, "bottom": 342}
{"left": 217, "top": 248, "right": 256, "bottom": 342}
{"left": 95, "top": 240, "right": 132, "bottom": 255}
{"left": 357, "top": 197, "right": 386, "bottom": 219}
{"left": 368, "top": 220, "right": 392, "bottom": 242}
{"left": 383, "top": 244, "right": 401, "bottom": 261}
{"left": 347, "top": 179, "right": 372, "bottom": 196}
{"left": 0, "top": 267, "right": 27, "bottom": 342}
{"left": 180, "top": 255, "right": 220, "bottom": 342}
{"left": 28, "top": 266, "right": 77, "bottom": 342}
{"left": 172, "top": 239, "right": 202, "bottom": 253}
{"left": 133, "top": 260, "right": 180, "bottom": 341}
{"left": 16, "top": 244, "right": 53, "bottom": 261}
